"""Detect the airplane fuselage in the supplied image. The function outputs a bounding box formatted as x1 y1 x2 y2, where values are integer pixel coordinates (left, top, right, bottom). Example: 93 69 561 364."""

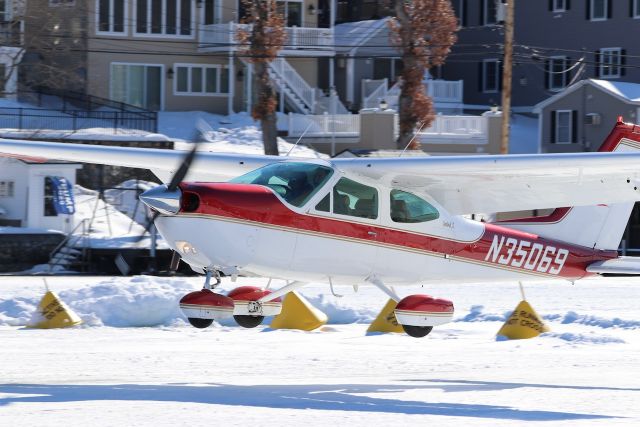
155 182 615 286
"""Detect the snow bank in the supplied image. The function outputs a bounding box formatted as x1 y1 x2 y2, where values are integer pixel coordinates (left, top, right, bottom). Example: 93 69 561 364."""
2 277 639 335
0 277 196 327
545 311 640 330
542 332 626 344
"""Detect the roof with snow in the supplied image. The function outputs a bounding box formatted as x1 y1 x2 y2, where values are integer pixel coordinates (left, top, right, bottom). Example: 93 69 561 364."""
334 18 396 55
534 79 640 112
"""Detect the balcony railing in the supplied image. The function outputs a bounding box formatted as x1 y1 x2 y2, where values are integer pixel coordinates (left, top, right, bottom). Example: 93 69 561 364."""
199 22 334 52
362 79 464 109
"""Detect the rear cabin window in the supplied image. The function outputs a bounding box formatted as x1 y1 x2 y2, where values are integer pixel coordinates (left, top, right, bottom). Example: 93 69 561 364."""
315 177 378 219
230 162 333 207
390 189 439 223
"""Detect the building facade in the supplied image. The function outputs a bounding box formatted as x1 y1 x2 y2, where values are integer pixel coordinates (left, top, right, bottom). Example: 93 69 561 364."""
447 0 640 111
21 0 335 115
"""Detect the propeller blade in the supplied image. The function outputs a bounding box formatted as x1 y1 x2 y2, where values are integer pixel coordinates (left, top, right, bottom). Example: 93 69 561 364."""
167 144 198 192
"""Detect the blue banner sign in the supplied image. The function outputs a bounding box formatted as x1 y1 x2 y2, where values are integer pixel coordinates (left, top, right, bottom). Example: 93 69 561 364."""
50 176 76 215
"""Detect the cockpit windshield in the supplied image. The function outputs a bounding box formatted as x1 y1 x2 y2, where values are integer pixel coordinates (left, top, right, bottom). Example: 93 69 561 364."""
230 162 334 207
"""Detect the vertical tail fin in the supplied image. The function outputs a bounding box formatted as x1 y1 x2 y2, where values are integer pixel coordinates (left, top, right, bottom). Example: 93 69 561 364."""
497 120 640 250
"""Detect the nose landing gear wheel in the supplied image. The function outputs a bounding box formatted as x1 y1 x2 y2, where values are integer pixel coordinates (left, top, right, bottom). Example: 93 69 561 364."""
402 324 433 338
188 318 214 329
234 315 265 328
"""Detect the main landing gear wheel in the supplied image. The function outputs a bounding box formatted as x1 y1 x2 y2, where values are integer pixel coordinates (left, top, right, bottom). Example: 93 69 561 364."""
233 315 265 328
187 317 214 329
402 324 433 338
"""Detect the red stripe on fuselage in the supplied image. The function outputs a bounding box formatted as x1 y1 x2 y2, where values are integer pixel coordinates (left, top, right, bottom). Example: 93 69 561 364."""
179 183 617 279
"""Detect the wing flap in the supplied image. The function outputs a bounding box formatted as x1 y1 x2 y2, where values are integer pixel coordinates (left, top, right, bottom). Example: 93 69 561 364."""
587 257 640 275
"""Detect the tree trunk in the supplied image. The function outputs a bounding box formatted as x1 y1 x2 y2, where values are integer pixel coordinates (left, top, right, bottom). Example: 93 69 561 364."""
394 1 419 150
261 114 279 155
254 61 279 155
396 55 425 150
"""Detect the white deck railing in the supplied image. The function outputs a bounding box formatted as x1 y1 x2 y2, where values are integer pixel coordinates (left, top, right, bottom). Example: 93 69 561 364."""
288 113 360 137
288 113 487 141
419 115 487 143
199 22 334 51
361 79 464 109
426 80 463 104
361 79 388 109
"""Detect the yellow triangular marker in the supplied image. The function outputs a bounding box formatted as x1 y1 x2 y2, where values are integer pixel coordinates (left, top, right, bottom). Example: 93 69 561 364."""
27 291 82 329
269 291 327 331
367 299 404 334
497 300 550 340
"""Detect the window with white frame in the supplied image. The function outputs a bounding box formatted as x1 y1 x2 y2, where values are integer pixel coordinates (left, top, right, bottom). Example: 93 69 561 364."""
548 56 568 91
0 180 14 197
483 0 497 25
551 0 566 12
174 64 229 95
599 48 621 78
135 0 193 36
482 59 500 92
277 1 303 27
203 0 219 25
111 63 163 110
589 0 608 21
554 110 574 144
633 0 640 18
97 0 126 34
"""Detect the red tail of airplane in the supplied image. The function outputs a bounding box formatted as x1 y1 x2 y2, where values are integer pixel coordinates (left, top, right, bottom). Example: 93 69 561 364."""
496 120 640 250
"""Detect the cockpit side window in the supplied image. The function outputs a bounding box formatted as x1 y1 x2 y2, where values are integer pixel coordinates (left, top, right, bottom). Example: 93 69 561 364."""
330 178 378 219
390 189 439 223
230 162 333 207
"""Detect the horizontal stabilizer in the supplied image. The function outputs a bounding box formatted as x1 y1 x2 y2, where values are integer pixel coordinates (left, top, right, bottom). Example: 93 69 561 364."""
586 257 640 275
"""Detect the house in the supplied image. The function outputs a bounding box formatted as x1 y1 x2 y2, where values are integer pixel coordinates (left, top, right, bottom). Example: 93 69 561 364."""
20 0 342 116
446 0 640 111
534 79 640 153
0 156 81 231
0 0 24 98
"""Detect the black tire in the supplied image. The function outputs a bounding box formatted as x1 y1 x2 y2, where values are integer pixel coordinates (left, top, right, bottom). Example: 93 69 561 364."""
188 317 213 329
234 315 265 328
402 324 433 338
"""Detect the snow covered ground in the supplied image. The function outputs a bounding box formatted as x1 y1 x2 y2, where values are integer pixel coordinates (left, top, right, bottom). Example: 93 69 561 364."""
1 275 638 426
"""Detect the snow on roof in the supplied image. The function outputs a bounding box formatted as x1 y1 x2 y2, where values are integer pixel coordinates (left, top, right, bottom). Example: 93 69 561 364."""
535 79 640 112
590 79 640 102
334 18 390 53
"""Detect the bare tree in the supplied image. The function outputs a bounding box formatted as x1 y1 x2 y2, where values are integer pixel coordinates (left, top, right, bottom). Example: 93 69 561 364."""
237 0 286 156
20 1 89 95
389 0 457 149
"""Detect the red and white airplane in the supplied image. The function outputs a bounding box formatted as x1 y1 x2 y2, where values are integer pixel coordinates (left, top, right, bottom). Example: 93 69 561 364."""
2 120 640 337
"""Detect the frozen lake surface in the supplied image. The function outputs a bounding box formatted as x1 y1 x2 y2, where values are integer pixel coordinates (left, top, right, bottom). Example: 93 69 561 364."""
1 275 639 426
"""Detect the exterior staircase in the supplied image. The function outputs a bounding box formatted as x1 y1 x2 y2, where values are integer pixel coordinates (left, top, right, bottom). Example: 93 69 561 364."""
47 219 90 272
267 57 348 114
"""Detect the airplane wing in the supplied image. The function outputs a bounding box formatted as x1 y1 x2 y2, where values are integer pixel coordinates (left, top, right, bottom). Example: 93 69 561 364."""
0 138 280 183
2 132 640 215
333 151 640 215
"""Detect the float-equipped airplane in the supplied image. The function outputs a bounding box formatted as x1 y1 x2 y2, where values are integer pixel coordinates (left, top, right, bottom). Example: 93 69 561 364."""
2 120 640 337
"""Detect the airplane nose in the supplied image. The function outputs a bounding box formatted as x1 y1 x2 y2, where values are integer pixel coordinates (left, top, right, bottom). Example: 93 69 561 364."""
139 184 182 215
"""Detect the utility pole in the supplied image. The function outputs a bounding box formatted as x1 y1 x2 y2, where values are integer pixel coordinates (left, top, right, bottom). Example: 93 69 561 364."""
500 0 515 155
